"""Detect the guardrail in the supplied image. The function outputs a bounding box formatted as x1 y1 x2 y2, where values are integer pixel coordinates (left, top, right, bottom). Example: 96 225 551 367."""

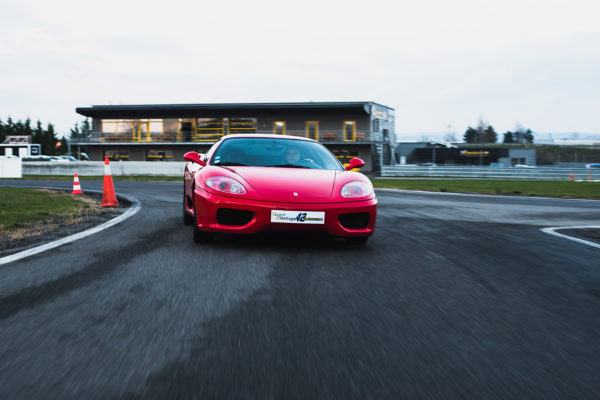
21 161 185 176
381 165 599 180
15 162 600 180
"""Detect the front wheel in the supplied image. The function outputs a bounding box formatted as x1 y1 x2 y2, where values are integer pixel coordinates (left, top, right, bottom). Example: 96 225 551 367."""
183 207 194 225
183 192 194 225
193 225 214 243
345 236 369 245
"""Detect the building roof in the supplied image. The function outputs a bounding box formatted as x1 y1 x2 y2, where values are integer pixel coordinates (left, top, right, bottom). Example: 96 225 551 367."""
76 101 393 118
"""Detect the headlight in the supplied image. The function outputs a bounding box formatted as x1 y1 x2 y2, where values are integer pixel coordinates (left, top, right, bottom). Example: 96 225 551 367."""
205 176 247 195
340 181 373 198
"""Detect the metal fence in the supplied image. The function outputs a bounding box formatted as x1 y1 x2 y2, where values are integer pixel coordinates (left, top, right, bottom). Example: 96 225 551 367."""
381 165 599 180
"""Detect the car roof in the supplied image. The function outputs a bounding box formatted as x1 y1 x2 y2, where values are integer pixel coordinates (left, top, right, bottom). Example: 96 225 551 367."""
220 134 315 142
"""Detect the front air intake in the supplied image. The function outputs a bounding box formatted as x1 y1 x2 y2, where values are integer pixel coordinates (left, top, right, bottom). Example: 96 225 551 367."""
338 213 370 229
217 208 254 226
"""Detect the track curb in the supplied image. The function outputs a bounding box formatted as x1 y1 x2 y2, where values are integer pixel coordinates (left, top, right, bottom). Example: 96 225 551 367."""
0 187 142 266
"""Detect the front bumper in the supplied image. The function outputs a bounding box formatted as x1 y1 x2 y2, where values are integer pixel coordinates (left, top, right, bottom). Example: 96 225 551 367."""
193 189 377 237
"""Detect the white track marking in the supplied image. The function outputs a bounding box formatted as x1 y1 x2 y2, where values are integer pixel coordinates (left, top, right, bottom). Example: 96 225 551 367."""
375 188 600 203
0 188 141 266
540 226 600 250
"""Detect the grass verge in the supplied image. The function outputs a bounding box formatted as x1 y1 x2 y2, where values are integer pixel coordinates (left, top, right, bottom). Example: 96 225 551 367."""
0 188 94 231
11 176 600 199
0 187 120 252
372 179 600 199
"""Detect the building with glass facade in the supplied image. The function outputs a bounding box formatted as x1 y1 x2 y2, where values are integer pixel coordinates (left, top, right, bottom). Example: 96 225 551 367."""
74 101 396 172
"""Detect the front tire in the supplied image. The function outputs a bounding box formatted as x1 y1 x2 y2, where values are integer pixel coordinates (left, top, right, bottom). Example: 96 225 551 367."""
183 191 194 225
345 236 369 245
193 225 214 243
183 207 194 225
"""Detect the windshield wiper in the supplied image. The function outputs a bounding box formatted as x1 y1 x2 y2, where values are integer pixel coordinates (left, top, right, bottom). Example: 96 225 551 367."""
266 164 312 169
214 161 247 166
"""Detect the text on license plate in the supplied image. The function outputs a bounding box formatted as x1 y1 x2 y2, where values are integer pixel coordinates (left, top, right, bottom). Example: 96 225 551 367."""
270 210 325 224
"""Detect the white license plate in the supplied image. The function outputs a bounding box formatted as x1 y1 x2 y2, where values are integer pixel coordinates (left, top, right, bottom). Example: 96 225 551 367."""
270 210 325 224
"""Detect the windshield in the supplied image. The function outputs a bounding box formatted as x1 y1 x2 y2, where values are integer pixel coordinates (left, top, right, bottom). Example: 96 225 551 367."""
210 137 344 170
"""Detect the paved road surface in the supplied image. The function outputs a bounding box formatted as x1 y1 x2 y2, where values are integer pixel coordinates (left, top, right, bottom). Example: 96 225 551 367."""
1 180 600 399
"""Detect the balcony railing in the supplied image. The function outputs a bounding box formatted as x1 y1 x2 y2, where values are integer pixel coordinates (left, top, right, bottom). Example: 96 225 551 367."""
71 130 373 144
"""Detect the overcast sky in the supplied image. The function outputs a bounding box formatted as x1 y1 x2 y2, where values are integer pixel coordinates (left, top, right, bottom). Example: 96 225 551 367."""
1 0 599 140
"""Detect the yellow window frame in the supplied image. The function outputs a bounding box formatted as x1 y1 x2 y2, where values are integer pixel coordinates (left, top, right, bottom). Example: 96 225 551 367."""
305 121 319 140
131 120 152 142
273 121 286 135
343 121 357 141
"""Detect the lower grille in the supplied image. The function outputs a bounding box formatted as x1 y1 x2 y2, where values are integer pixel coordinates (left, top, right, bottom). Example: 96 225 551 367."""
338 212 370 229
217 208 254 226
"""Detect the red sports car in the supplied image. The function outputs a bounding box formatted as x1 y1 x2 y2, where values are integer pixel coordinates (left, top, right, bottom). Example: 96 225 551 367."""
182 134 377 244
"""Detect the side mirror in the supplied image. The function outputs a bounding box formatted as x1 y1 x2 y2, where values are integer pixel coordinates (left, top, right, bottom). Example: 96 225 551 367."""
345 157 365 171
183 151 206 166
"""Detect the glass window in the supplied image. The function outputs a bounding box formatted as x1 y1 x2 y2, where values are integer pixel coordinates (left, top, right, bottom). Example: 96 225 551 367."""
195 118 225 141
333 149 360 168
104 149 129 161
305 121 319 140
372 118 380 132
273 121 286 135
229 118 257 134
146 149 173 161
102 119 132 134
210 137 343 170
102 119 162 142
343 121 356 141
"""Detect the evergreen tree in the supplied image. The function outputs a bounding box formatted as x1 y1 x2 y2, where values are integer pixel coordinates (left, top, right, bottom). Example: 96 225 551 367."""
45 123 60 155
70 118 92 140
511 124 535 144
503 131 515 143
32 120 44 146
24 117 33 135
0 118 5 143
6 117 14 135
463 127 479 143
70 122 81 139
483 125 498 143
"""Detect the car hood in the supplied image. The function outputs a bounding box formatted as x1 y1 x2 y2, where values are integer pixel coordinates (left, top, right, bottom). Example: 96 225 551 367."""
231 167 337 202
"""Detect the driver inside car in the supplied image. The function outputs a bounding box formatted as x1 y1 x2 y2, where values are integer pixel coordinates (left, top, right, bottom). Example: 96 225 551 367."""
284 146 319 168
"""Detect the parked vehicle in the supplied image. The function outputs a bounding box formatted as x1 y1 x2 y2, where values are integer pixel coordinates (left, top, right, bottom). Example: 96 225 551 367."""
58 156 78 162
21 155 52 162
514 164 537 168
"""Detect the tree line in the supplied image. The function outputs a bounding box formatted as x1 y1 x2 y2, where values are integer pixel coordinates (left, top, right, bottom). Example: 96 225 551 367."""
0 117 65 155
0 117 91 155
462 120 534 144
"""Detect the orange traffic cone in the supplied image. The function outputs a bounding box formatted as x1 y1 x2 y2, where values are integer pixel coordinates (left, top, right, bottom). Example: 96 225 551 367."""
101 156 118 208
71 172 83 195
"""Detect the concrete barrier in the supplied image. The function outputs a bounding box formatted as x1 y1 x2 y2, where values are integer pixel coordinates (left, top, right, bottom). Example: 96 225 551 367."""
22 161 185 176
0 157 23 178
381 165 599 180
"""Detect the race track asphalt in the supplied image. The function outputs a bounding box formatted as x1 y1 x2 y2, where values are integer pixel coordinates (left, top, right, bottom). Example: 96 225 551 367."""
1 180 600 399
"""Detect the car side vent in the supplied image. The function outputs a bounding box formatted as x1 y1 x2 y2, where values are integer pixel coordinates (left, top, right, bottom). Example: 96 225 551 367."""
338 213 370 229
217 208 254 226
